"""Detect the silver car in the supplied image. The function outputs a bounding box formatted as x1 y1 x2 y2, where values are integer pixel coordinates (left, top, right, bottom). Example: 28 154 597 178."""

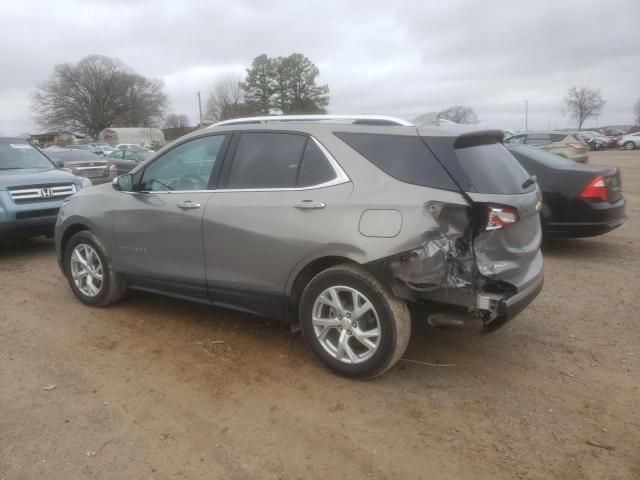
55 115 544 378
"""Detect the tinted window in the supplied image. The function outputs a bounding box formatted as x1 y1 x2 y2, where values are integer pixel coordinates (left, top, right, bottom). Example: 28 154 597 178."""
297 140 336 187
334 132 457 190
142 135 226 191
526 134 551 145
508 145 577 168
550 133 568 142
227 133 307 189
455 142 533 194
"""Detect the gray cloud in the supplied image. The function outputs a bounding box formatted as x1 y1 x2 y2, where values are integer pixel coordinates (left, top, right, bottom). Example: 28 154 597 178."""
0 0 638 135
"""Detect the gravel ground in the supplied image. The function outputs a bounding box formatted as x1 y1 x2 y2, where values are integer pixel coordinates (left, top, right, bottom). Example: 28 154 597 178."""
1 149 638 480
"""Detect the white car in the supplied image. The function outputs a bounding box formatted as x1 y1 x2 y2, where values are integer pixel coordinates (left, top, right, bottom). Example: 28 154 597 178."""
618 132 640 150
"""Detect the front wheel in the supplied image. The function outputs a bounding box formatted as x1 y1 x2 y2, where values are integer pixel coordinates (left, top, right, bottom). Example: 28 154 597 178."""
64 231 126 307
624 141 636 150
299 264 411 378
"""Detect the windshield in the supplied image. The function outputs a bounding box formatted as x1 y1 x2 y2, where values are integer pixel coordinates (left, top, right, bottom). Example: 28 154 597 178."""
0 140 54 170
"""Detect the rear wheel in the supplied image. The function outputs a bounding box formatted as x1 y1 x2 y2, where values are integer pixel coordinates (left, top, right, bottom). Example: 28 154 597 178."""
299 264 410 378
64 231 126 307
624 141 636 150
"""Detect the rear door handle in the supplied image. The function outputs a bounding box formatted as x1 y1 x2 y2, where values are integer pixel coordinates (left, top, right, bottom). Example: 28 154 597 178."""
294 200 326 210
177 200 201 209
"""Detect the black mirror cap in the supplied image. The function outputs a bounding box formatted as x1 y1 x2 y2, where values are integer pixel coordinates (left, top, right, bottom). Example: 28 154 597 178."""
113 174 134 192
54 158 65 168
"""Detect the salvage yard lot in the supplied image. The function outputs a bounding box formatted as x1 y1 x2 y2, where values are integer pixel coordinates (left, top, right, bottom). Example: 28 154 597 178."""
1 150 639 479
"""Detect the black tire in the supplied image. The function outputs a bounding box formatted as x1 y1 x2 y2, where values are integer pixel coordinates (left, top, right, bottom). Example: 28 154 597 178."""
623 141 635 150
64 231 126 307
299 263 411 378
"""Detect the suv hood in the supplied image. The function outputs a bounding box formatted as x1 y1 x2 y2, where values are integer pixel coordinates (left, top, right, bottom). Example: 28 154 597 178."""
0 168 80 190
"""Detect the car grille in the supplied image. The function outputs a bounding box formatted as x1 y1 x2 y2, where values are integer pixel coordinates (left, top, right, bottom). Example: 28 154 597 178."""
15 208 60 220
8 184 77 203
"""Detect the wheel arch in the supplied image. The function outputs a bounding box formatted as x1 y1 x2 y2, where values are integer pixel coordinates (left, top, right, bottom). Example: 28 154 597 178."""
58 223 92 273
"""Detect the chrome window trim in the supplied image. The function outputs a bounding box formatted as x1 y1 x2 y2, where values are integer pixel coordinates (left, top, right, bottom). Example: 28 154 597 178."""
134 136 351 194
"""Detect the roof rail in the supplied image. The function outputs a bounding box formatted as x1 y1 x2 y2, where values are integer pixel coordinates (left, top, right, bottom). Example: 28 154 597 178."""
209 115 414 128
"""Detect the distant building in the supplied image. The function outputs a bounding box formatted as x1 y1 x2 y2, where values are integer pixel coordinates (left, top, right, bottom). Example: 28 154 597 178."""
30 131 83 147
98 127 165 147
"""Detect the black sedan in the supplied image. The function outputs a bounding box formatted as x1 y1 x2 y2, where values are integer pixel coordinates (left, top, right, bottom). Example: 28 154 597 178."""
46 150 114 185
106 148 153 176
507 145 626 238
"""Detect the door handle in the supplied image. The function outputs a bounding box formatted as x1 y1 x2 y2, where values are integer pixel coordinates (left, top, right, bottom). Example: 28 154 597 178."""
177 200 201 209
294 200 326 210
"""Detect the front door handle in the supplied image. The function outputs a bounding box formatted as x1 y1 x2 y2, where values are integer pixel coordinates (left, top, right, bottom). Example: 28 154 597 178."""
177 200 201 209
294 200 326 210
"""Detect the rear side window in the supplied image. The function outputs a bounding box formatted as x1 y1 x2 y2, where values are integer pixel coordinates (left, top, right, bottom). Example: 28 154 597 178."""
227 133 337 189
455 142 533 194
297 140 337 187
550 134 568 142
334 132 457 190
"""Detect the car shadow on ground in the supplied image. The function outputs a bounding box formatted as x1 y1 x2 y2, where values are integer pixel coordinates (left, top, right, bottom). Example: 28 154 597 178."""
541 236 627 260
0 237 55 259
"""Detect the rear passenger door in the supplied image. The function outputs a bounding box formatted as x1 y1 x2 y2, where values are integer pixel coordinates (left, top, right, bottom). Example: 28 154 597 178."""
202 131 352 311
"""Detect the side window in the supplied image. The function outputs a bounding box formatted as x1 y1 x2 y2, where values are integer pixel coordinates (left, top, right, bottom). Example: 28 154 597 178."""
141 135 226 191
297 140 337 187
526 134 551 145
124 150 137 160
227 133 307 189
334 132 458 190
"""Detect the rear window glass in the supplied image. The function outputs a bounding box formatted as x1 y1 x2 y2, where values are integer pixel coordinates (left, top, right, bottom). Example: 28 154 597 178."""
455 142 533 194
550 133 568 142
508 145 577 169
334 132 458 191
526 134 551 145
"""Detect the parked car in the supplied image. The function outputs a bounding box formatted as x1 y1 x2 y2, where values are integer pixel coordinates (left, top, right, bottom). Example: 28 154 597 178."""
115 143 142 151
507 145 626 237
574 131 609 151
504 131 588 163
106 147 153 175
617 132 640 150
1 138 85 240
55 115 544 378
92 145 115 157
64 144 98 153
47 150 114 185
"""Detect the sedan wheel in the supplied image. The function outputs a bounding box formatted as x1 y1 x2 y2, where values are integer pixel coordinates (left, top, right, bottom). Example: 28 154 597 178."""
624 141 635 150
70 244 104 297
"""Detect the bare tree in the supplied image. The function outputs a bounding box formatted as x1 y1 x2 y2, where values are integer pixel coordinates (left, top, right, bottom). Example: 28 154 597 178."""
439 105 479 124
164 113 190 129
206 74 252 122
634 97 640 125
31 55 167 138
563 86 605 130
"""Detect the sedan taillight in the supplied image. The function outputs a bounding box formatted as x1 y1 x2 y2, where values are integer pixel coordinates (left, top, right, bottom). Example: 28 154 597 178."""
108 164 117 173
580 176 607 202
567 142 585 149
485 206 519 231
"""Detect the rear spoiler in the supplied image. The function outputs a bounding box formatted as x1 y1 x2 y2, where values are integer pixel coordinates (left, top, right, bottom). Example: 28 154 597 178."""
454 130 505 149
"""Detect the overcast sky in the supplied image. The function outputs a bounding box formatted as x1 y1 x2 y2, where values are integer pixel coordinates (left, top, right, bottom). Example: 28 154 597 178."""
0 0 638 135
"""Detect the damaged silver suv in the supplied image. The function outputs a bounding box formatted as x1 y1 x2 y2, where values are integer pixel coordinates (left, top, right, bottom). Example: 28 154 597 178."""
55 115 543 378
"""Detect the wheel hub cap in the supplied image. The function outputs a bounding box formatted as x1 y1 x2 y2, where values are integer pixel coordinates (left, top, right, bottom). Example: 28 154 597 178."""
311 286 381 364
70 244 104 297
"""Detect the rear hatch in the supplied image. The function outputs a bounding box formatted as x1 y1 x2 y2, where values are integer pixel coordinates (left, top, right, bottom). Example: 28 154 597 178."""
420 129 542 289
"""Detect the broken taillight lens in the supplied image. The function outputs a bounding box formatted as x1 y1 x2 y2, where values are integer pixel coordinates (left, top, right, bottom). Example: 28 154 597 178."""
485 206 519 231
579 175 607 202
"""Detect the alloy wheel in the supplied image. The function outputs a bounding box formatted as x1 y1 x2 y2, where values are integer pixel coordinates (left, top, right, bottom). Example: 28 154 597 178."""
311 286 381 364
70 243 104 297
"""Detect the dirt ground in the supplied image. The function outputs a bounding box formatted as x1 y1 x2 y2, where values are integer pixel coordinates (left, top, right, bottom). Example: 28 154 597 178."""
1 150 639 480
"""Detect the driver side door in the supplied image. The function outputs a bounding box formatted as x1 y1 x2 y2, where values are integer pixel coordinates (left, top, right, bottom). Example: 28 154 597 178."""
112 134 230 299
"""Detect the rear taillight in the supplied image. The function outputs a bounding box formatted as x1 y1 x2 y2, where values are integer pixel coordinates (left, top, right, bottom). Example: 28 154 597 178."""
580 176 607 202
485 206 519 231
109 164 117 173
568 142 584 149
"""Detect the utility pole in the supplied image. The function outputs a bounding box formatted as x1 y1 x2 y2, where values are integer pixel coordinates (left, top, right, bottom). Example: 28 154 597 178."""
197 91 203 127
524 100 528 133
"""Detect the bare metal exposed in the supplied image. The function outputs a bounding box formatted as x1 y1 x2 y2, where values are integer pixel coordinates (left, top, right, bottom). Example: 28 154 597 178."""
55 115 544 378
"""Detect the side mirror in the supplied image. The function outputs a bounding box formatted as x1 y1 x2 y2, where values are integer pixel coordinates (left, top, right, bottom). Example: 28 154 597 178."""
112 174 134 192
53 158 65 168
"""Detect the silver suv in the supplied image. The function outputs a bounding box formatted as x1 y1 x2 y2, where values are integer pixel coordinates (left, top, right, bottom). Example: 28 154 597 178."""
55 115 544 378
